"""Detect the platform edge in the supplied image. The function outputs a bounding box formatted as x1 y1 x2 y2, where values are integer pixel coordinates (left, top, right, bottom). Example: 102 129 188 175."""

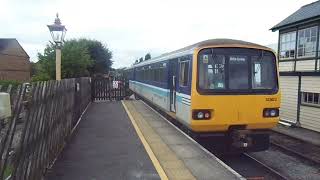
121 100 169 180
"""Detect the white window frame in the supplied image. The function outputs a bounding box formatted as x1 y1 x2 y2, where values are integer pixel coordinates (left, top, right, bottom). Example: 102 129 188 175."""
279 31 296 60
301 92 320 107
297 26 318 58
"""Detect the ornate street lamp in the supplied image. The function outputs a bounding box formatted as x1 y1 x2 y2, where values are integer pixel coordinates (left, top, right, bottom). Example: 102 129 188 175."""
47 13 67 80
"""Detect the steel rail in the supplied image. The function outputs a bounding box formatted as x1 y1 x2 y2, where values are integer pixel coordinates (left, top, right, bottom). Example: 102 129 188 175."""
243 153 289 180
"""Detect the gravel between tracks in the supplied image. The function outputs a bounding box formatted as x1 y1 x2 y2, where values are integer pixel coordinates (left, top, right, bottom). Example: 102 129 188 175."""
249 146 320 180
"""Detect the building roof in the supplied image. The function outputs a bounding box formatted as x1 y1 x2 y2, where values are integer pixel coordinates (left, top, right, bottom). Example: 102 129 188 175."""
271 0 320 31
0 38 29 58
131 38 272 68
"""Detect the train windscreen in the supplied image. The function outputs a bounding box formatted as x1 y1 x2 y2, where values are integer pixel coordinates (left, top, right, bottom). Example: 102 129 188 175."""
197 48 278 94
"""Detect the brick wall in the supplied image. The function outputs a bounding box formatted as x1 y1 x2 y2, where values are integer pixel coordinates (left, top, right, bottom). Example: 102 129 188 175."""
0 54 30 81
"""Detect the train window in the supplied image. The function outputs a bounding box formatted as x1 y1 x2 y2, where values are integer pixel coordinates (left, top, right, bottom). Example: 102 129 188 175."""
198 48 277 94
252 56 276 89
159 68 164 82
199 54 226 89
148 69 154 81
143 69 146 81
157 68 161 82
179 61 189 86
229 56 249 89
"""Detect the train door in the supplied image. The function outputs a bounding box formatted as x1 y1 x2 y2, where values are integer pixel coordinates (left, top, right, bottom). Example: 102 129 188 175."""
169 59 178 112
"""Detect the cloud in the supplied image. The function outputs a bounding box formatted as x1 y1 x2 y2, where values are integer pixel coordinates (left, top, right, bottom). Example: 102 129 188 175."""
0 0 315 68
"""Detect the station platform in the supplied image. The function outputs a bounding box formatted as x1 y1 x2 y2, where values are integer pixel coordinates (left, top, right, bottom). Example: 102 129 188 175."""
45 100 242 180
273 124 320 146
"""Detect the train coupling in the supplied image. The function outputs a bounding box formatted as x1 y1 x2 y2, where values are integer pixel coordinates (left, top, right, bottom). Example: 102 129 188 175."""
230 130 253 148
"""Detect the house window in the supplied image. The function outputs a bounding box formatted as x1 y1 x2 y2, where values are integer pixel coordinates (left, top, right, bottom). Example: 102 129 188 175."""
302 92 320 107
280 31 296 59
179 61 189 87
297 26 318 58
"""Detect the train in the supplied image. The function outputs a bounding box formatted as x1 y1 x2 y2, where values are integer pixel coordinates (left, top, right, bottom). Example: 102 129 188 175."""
125 39 280 152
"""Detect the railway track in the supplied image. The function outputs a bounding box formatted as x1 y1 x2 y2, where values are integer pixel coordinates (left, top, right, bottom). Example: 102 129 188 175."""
270 130 320 165
217 153 288 180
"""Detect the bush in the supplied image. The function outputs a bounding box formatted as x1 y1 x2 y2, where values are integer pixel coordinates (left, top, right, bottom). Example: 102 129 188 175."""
31 74 51 82
0 80 21 90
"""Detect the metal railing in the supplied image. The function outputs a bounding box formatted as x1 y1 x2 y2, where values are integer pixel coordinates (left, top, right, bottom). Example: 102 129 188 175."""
0 77 91 180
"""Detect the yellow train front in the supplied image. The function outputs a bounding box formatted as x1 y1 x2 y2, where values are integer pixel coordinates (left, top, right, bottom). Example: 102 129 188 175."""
127 39 280 152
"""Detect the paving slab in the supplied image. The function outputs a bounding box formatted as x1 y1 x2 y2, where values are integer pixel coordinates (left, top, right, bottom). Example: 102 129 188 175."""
45 101 160 180
123 100 243 180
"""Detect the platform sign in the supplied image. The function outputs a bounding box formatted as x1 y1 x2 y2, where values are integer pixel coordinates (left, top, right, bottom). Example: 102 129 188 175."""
113 81 119 89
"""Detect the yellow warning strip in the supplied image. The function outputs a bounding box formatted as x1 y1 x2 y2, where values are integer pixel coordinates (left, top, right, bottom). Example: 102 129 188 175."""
121 101 169 180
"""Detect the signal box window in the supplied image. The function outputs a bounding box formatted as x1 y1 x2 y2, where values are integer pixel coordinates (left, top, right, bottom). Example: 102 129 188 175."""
298 26 318 58
302 92 320 107
279 31 296 59
179 61 189 87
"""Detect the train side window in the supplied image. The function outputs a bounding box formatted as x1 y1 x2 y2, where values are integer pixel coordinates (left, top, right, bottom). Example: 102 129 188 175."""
154 68 158 81
179 61 189 87
159 67 164 82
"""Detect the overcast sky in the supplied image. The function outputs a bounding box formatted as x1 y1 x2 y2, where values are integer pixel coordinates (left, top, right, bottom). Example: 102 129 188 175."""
0 0 316 68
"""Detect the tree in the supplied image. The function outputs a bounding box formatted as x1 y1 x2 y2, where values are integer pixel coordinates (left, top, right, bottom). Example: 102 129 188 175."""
35 38 113 80
145 53 151 60
139 57 143 62
135 59 138 64
36 39 93 80
78 39 113 75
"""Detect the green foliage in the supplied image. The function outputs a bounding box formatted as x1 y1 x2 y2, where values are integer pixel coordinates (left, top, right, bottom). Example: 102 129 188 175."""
35 38 113 80
79 39 113 75
145 53 151 60
4 165 12 179
0 80 21 89
31 74 51 82
139 57 143 62
30 62 37 76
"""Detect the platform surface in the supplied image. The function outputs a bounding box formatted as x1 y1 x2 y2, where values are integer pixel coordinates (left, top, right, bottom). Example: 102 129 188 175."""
45 100 242 180
123 100 242 180
273 124 320 146
45 101 160 180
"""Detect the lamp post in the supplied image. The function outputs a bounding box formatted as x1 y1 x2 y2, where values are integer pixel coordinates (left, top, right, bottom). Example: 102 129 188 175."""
47 13 67 80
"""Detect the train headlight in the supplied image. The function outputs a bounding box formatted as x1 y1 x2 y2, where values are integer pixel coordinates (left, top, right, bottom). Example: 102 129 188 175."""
263 108 279 118
192 110 212 120
197 112 204 119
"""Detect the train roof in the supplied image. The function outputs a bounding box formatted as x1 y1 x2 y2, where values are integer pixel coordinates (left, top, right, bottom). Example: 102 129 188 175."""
129 39 272 68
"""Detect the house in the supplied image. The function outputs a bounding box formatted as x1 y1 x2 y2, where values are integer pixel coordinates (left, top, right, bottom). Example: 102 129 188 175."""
0 38 30 82
271 0 320 132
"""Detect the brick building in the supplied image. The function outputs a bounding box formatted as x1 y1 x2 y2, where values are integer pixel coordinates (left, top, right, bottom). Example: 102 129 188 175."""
0 39 30 81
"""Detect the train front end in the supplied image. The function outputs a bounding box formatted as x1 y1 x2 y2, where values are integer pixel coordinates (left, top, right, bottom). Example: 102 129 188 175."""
190 45 281 152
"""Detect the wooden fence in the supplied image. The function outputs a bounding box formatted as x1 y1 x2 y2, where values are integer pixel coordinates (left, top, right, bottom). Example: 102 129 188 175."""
0 77 91 180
